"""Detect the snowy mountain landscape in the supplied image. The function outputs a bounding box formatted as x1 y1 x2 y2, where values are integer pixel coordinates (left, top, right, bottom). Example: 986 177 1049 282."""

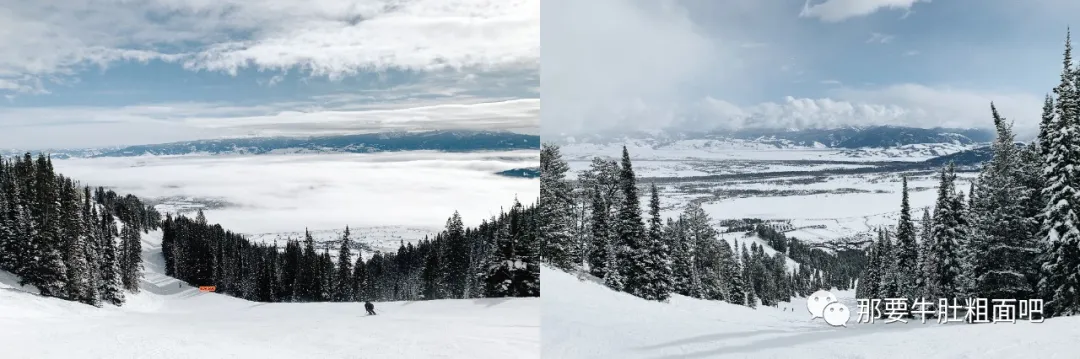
539 0 1080 353
1 230 539 359
0 0 541 357
541 119 1076 357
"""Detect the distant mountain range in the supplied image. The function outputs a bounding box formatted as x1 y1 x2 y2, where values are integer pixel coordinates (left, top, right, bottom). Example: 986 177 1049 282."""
557 126 995 149
1 130 539 159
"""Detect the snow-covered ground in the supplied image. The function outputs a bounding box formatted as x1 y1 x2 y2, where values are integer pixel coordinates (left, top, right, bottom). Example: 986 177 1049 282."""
559 140 973 163
47 150 537 234
566 159 873 179
245 226 438 261
645 169 977 244
542 266 1080 359
0 230 540 359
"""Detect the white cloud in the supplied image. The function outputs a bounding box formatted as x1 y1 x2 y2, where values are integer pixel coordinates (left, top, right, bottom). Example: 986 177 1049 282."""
540 0 731 135
685 84 1042 137
799 0 925 22
50 151 539 232
867 32 895 44
0 0 538 92
0 96 538 149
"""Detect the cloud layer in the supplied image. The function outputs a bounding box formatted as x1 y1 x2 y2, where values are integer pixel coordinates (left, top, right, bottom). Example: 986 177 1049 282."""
0 95 539 149
799 0 925 22
51 151 539 232
0 0 539 93
540 0 1053 138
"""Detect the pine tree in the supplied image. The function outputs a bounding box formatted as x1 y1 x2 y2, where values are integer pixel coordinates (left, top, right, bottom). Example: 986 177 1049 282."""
60 179 94 304
877 229 898 299
928 164 963 301
99 211 124 305
80 187 101 306
29 155 68 297
352 255 367 300
894 177 919 303
120 222 142 292
539 143 577 270
916 207 934 299
969 105 1038 303
640 183 672 301
615 146 649 298
684 204 716 299
741 242 756 307
334 226 354 302
667 217 693 296
858 230 883 300
1040 29 1080 317
587 185 610 279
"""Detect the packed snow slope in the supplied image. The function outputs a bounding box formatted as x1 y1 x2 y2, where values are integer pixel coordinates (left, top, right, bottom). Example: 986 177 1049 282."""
541 266 1080 359
0 231 540 359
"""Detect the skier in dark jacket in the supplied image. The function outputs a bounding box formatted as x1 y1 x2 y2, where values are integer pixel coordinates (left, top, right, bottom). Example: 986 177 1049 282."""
365 301 376 315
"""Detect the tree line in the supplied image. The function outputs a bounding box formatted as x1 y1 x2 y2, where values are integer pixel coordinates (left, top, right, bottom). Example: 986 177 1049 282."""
0 153 159 306
161 199 540 303
540 144 853 307
859 31 1080 318
1 151 539 307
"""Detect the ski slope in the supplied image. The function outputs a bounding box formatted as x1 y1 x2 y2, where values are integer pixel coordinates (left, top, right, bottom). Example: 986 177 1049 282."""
542 266 1080 359
0 231 540 359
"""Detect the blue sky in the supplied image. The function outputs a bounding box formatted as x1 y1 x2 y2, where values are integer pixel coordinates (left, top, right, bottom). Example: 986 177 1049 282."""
542 0 1080 139
0 0 539 149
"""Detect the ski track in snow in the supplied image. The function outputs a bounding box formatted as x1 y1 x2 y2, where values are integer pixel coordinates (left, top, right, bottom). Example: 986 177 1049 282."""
542 266 1080 359
0 230 540 359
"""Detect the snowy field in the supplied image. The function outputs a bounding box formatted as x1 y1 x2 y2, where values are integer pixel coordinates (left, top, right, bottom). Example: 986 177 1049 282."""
647 170 978 244
542 266 1079 359
245 226 437 260
48 151 539 235
566 159 873 179
559 140 973 163
0 230 540 359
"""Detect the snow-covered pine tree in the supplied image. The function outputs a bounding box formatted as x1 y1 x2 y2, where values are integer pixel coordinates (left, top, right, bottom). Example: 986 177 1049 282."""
640 183 672 301
894 177 919 304
950 182 973 299
857 231 882 300
98 210 124 305
726 240 747 306
539 143 577 271
916 207 934 299
352 255 367 300
877 229 898 299
1039 94 1055 159
1018 134 1048 297
119 222 142 292
80 186 102 306
684 204 716 299
334 226 354 302
667 217 693 296
319 246 334 301
588 185 611 279
29 155 68 298
1040 30 1080 317
969 105 1038 302
927 164 963 301
60 178 93 304
615 146 649 299
581 158 621 275
750 243 772 305
741 242 756 308
0 163 17 273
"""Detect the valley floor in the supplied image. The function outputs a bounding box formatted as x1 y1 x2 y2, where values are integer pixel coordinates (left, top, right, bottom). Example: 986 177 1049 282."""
542 266 1080 359
0 231 540 359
